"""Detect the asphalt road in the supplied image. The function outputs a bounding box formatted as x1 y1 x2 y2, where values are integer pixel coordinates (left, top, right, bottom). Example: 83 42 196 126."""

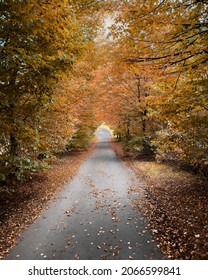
7 128 164 260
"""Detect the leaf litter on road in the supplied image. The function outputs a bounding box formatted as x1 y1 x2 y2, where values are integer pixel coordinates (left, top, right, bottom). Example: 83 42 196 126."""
112 140 208 260
0 146 96 259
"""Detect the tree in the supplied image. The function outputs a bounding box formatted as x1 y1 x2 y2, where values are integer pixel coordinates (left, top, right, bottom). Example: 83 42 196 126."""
111 0 208 170
0 0 99 182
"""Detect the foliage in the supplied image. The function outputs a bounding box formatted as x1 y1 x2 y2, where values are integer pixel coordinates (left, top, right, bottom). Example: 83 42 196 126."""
110 0 208 173
0 0 103 183
67 125 96 150
1 0 207 182
66 95 98 150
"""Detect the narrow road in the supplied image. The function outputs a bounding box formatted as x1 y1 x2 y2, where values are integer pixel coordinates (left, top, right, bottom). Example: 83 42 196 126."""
7 128 164 260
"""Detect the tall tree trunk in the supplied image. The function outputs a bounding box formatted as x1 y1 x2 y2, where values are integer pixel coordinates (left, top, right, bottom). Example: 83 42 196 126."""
10 133 18 158
142 108 147 134
8 69 19 179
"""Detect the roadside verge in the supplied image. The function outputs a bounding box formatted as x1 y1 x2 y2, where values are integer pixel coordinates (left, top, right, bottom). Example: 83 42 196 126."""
111 139 208 260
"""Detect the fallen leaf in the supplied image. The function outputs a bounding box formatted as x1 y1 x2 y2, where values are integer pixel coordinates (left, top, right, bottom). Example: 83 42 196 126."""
100 255 107 259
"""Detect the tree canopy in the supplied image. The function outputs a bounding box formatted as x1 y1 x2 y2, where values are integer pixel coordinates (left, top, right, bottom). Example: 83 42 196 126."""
109 0 208 171
0 0 207 183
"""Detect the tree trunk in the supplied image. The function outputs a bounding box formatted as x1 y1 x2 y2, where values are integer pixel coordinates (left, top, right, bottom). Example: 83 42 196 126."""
10 133 18 158
142 108 147 134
